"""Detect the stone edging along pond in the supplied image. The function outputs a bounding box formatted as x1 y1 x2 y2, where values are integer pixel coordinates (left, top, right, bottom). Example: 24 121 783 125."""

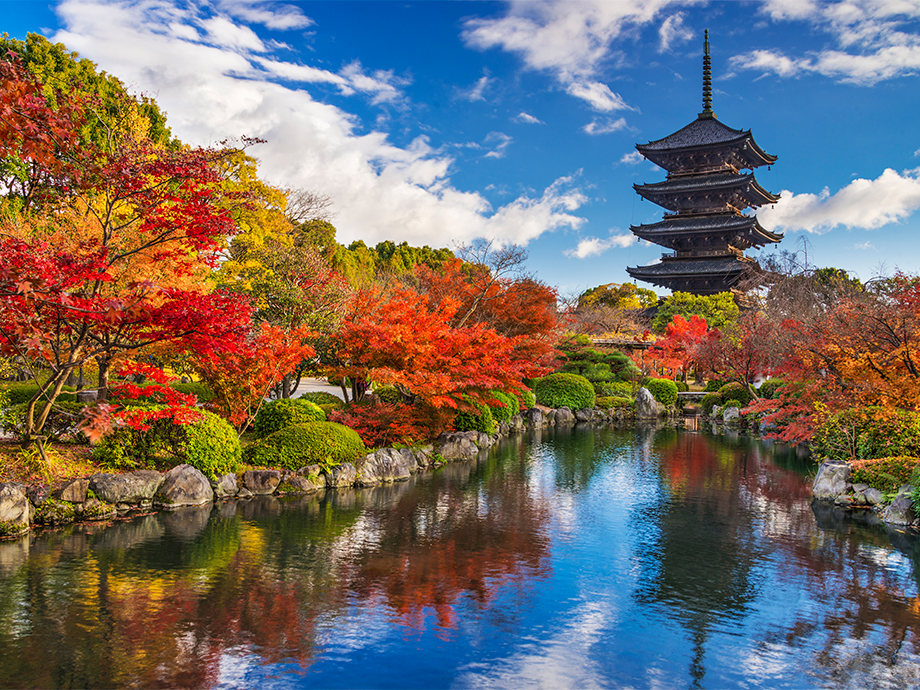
0 405 629 540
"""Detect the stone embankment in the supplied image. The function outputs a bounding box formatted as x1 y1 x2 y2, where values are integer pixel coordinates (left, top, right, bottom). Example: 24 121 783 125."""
812 461 917 527
0 403 635 539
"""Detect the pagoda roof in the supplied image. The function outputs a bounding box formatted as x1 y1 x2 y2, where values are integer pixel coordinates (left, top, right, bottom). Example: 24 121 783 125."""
634 171 780 212
636 117 776 172
626 255 755 293
630 214 782 249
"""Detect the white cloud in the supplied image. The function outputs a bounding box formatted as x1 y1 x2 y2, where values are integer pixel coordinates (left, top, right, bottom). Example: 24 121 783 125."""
483 132 513 159
515 111 544 124
582 117 628 135
217 0 314 31
564 233 635 258
658 12 693 52
733 0 920 84
53 0 587 250
619 151 645 164
201 15 267 51
458 74 492 102
461 0 684 111
854 240 875 249
759 167 920 233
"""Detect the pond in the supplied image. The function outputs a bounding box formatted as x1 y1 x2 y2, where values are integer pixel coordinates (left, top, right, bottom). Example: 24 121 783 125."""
0 426 918 689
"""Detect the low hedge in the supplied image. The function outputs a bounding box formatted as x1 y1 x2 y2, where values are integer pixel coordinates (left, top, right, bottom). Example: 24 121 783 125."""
534 373 595 410
849 456 920 493
243 421 366 471
646 378 678 406
596 396 634 410
487 391 517 422
811 407 920 463
253 398 326 438
299 391 346 410
0 401 89 441
717 382 753 407
0 383 78 406
454 400 497 435
519 389 536 410
94 407 242 479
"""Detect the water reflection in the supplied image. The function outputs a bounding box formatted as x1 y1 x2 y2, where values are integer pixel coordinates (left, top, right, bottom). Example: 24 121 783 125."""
0 430 917 689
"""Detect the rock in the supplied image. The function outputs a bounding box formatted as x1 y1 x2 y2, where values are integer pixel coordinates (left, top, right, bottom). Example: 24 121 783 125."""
27 485 50 507
326 463 357 489
356 448 415 486
241 469 282 495
544 409 556 425
212 473 239 499
508 415 525 433
523 408 543 428
722 406 741 423
759 420 778 434
90 470 164 504
154 464 214 509
0 483 32 537
34 499 77 525
80 498 117 521
436 432 479 461
76 390 97 403
635 388 658 419
237 487 253 499
554 407 576 425
812 462 851 499
55 478 89 503
882 488 916 526
711 405 722 419
476 432 493 448
281 472 325 494
293 465 327 492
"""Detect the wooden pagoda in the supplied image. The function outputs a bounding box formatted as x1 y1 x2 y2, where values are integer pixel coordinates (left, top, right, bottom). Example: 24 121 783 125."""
627 31 781 295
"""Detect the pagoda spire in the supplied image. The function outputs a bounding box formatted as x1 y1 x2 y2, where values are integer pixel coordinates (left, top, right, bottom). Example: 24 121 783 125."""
699 29 716 120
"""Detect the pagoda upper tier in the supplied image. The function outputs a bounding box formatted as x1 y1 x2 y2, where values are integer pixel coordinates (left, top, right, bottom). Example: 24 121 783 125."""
636 117 776 174
630 214 781 252
634 171 779 214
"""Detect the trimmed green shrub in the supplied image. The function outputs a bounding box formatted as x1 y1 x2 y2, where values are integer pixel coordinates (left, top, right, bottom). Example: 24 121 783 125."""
646 378 679 406
253 398 326 438
0 383 78 406
299 391 346 409
519 389 536 410
675 381 689 393
374 385 402 404
534 373 596 410
170 381 215 403
596 396 634 410
1 401 89 441
243 421 366 471
758 379 784 400
723 399 743 410
717 382 753 407
811 407 920 464
704 379 726 393
94 408 242 479
487 391 516 422
701 393 720 416
850 456 920 493
318 403 341 417
454 401 497 435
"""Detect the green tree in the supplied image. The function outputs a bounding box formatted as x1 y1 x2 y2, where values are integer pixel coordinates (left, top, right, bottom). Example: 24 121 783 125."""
652 292 739 334
578 282 658 309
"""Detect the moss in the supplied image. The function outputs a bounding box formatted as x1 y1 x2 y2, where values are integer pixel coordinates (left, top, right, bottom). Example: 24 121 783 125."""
35 498 76 525
0 520 28 537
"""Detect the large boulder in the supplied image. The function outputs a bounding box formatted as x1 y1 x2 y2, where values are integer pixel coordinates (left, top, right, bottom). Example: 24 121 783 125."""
241 469 282 495
90 471 164 504
356 448 415 486
34 499 77 525
0 483 32 537
326 463 357 488
436 432 479 461
212 473 239 499
55 478 89 503
635 387 659 420
812 462 851 499
523 408 544 428
722 406 741 424
554 407 576 425
882 487 917 526
155 464 214 509
281 466 326 494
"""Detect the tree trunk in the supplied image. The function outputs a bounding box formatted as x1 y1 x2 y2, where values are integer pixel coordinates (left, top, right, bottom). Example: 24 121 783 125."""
282 374 292 399
97 356 110 402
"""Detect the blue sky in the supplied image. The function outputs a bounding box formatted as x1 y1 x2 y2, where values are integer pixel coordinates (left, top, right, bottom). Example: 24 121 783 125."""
7 0 920 297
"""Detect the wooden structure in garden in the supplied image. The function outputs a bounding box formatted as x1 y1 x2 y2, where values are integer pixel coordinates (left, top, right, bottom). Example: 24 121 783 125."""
627 31 781 295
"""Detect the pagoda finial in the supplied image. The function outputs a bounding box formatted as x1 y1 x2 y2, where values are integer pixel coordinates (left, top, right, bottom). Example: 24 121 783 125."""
699 29 716 120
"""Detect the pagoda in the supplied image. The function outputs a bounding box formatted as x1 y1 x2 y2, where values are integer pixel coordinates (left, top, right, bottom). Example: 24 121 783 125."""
626 31 781 295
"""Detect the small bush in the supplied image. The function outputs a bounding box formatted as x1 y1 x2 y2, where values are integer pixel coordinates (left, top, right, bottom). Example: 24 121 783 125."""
253 398 326 438
331 402 448 447
701 393 720 416
534 373 595 410
646 378 679 406
596 396 634 410
94 408 242 479
454 400 497 435
374 385 403 404
850 456 920 493
811 407 920 464
299 391 345 408
704 379 726 393
487 391 516 422
519 389 536 410
0 383 78 406
723 399 743 410
758 379 784 400
1 401 89 441
717 382 753 407
675 381 689 392
243 421 365 471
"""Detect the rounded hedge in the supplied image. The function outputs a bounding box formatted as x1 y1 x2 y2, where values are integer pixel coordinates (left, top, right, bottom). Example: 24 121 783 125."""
704 379 727 393
454 401 497 435
487 391 517 422
646 378 679 406
253 398 326 438
94 408 242 479
717 382 753 407
519 389 537 410
701 392 720 416
758 378 783 400
722 399 743 410
299 391 346 410
675 381 690 393
596 396 634 410
534 373 596 410
243 421 366 471
374 385 402 404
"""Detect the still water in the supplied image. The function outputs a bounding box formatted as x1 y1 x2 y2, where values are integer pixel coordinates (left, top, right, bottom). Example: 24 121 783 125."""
1 426 919 689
